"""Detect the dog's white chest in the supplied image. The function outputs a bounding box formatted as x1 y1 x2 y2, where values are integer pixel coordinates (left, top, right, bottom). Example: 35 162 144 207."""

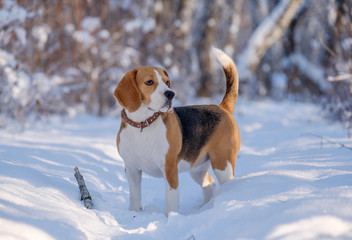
119 118 169 178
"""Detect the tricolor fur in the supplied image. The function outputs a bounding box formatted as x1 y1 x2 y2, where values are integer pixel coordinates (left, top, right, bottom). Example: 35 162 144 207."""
114 48 240 215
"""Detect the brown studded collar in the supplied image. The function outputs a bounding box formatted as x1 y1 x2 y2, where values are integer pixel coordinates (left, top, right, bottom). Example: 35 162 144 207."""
121 109 161 132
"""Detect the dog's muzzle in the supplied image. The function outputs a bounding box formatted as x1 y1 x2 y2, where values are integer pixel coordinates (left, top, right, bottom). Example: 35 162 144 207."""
164 90 175 100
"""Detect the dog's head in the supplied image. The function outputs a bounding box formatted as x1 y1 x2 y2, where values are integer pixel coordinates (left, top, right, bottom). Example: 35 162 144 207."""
114 67 174 113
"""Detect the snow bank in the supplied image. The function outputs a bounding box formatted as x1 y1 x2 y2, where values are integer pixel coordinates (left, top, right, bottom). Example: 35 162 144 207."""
0 101 351 239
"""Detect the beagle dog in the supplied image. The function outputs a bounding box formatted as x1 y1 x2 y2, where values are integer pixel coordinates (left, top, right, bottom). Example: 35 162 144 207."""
114 48 240 215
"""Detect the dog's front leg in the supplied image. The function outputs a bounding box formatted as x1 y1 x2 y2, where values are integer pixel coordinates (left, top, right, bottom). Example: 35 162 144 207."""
164 179 179 216
125 165 142 212
164 163 179 216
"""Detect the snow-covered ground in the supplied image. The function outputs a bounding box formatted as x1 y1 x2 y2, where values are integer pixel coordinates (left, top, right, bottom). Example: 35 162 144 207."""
1 100 352 240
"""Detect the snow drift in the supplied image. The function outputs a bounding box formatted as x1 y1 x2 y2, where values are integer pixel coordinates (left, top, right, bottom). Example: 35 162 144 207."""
0 100 352 239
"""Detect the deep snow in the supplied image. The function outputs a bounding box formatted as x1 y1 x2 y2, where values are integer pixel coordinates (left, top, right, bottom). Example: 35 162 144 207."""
1 100 352 239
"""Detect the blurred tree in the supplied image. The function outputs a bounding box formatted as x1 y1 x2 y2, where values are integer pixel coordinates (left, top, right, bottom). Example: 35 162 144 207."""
194 0 216 97
237 0 305 96
323 0 352 135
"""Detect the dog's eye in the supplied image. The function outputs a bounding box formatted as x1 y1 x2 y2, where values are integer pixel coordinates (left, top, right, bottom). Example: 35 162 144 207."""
165 81 170 86
145 80 154 86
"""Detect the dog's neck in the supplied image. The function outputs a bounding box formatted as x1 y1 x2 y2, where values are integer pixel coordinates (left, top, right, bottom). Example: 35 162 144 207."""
122 109 161 132
125 105 157 123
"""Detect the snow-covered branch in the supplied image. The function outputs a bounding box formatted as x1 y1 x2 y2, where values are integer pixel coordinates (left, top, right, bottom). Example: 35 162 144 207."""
237 0 305 80
328 74 352 82
287 53 331 92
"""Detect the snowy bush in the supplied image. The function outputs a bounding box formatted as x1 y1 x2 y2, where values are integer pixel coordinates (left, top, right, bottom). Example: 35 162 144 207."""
326 83 352 135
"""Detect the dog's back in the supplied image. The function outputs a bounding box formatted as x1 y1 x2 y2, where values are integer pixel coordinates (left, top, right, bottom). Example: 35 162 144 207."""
174 105 222 162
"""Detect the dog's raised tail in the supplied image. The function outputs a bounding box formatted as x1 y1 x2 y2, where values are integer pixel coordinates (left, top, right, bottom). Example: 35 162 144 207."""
212 47 239 115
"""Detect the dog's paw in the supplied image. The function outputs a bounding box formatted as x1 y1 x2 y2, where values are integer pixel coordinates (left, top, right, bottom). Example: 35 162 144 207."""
202 182 216 205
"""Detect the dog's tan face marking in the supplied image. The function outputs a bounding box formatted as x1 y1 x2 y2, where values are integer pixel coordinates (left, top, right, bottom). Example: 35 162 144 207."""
135 67 158 105
114 67 171 113
114 69 141 112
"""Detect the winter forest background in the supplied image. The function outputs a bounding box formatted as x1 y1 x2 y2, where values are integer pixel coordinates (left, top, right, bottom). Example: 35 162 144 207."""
0 0 351 133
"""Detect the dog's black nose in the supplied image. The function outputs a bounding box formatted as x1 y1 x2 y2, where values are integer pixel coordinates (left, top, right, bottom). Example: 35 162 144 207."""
164 90 175 100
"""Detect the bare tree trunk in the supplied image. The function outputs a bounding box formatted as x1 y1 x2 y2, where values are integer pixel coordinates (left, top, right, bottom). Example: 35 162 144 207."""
195 0 217 97
238 0 306 81
224 0 244 55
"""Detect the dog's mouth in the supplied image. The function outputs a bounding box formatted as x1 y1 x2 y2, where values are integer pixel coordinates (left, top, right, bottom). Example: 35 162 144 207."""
162 100 173 112
148 100 173 113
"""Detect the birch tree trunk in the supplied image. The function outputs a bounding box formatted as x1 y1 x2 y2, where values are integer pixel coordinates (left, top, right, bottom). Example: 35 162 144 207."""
238 0 306 81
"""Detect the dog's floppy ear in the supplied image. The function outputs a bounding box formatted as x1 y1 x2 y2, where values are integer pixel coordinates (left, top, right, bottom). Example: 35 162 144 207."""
114 69 141 112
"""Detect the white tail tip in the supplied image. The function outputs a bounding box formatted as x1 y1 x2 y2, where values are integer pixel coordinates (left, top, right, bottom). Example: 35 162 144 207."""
212 46 234 68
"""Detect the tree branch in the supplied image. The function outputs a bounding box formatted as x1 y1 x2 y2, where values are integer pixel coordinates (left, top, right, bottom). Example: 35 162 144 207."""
328 74 352 82
238 0 306 80
74 167 93 209
301 133 352 151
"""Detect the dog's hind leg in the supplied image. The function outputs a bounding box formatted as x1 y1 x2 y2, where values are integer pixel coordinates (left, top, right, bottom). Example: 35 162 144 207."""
213 160 234 185
210 148 237 185
189 161 215 205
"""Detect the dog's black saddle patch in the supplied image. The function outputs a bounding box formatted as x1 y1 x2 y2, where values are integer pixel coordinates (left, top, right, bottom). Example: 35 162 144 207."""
174 105 221 162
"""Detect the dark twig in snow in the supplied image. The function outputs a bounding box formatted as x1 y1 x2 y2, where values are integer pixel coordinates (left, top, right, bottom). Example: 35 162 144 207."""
301 133 352 151
186 235 196 240
74 167 93 209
